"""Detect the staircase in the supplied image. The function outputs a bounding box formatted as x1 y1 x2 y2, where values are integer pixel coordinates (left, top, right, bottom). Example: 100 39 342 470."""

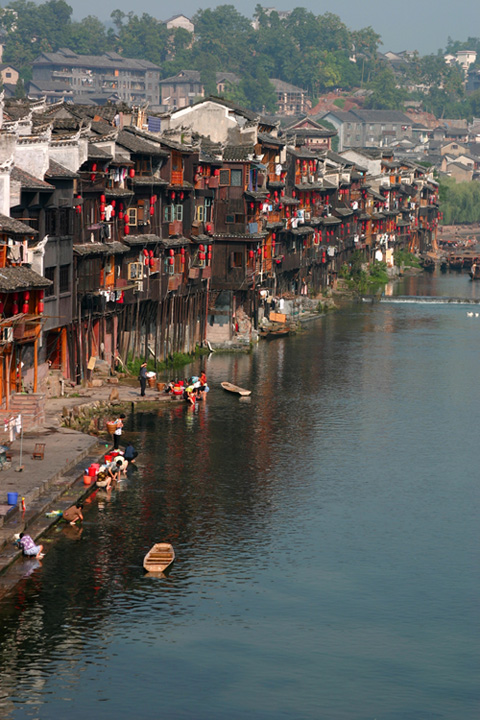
8 394 45 431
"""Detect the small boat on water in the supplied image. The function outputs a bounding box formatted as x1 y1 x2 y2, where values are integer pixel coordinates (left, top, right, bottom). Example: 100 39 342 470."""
143 543 175 573
221 381 251 396
259 325 294 339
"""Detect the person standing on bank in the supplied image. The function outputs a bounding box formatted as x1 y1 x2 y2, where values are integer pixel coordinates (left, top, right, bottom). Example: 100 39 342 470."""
139 362 147 397
113 413 126 450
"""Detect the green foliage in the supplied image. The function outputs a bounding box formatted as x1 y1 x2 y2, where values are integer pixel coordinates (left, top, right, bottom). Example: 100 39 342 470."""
340 252 388 294
364 63 406 109
438 177 480 225
394 250 421 268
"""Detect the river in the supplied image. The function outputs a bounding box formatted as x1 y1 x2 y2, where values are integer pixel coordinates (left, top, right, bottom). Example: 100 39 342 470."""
0 270 478 720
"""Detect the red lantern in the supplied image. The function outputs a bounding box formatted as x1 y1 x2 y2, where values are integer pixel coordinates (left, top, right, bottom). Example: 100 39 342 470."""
149 250 154 257
168 257 174 265
149 257 154 268
180 247 185 255
22 302 28 314
214 169 220 176
100 194 106 204
100 211 105 221
149 205 155 216
180 191 184 201
272 233 276 240
170 191 175 201
111 200 116 208
12 293 18 302
76 205 82 214
257 247 262 256
124 224 130 236
0 302 3 314
12 301 18 315
129 168 135 178
143 249 149 257
38 301 44 313
118 211 124 221
199 244 205 252
264 247 268 258
169 248 174 257
292 190 296 198
199 252 205 261
250 202 254 210
24 291 30 301
281 190 285 197
91 163 97 172
181 254 185 264
249 249 254 259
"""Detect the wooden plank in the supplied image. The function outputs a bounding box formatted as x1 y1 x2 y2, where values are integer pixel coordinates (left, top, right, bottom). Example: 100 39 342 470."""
269 311 287 323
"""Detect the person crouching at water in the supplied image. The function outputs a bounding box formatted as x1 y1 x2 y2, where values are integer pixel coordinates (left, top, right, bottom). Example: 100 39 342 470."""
63 503 84 526
18 533 44 559
124 443 138 463
108 458 125 484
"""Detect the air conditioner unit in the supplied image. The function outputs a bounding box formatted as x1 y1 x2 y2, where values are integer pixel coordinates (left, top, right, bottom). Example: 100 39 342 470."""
2 327 13 342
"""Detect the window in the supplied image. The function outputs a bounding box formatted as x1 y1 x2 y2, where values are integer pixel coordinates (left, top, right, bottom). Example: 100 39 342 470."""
44 266 56 297
127 208 137 226
196 205 204 222
59 264 70 294
230 252 242 268
231 169 242 187
226 213 245 224
219 169 230 186
164 205 183 222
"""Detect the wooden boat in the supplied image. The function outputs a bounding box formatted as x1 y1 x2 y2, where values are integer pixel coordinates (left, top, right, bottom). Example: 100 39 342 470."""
143 543 175 573
221 381 251 396
259 325 294 339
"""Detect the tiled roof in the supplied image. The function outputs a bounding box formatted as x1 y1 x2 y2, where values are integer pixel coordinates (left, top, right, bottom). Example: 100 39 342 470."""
33 48 160 72
11 166 54 190
73 243 109 256
0 214 37 236
117 129 168 156
88 144 113 160
123 234 162 246
223 145 255 162
45 159 79 179
0 266 51 291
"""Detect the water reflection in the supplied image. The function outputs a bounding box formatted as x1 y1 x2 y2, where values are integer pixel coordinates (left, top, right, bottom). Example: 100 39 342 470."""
0 273 478 719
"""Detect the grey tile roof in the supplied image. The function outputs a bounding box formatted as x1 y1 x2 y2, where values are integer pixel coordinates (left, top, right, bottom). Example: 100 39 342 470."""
0 266 52 291
117 129 169 156
88 144 113 161
73 243 109 256
123 234 162 246
0 214 37 236
45 160 79 179
11 167 54 191
33 48 160 72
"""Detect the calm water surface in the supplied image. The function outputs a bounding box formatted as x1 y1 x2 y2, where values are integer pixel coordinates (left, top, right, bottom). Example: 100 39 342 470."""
0 271 478 719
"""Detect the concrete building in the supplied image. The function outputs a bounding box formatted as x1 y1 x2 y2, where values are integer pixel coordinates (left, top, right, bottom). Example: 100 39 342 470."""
320 109 413 151
164 14 194 33
30 49 161 106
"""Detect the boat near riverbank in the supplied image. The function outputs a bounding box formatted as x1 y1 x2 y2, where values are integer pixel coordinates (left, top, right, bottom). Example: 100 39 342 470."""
221 382 251 396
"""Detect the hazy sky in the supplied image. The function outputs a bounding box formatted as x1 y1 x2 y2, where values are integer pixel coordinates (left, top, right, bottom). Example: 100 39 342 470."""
68 0 480 55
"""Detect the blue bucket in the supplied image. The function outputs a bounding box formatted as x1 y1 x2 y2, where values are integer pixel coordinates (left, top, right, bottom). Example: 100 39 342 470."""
7 492 18 505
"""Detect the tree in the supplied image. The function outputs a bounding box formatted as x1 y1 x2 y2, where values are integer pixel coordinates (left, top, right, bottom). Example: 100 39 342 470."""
364 63 406 109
